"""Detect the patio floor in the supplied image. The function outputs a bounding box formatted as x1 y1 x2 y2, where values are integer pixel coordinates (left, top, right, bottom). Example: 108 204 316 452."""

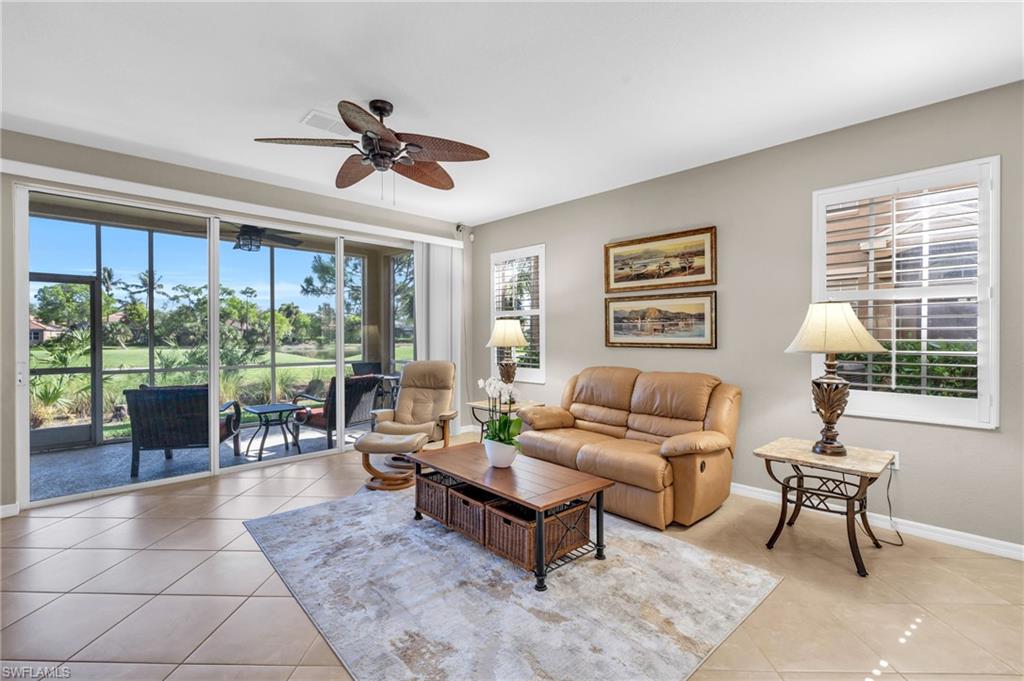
30 425 370 502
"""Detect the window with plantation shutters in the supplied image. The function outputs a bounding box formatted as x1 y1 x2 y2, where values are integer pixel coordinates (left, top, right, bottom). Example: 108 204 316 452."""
491 244 545 383
812 158 1000 429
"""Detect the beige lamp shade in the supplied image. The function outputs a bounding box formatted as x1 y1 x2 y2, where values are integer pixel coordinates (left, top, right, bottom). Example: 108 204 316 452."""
486 318 527 348
785 302 885 354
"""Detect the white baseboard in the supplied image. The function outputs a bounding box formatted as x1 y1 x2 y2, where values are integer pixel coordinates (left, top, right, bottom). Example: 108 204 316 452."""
457 425 479 436
730 482 1023 562
1 502 20 519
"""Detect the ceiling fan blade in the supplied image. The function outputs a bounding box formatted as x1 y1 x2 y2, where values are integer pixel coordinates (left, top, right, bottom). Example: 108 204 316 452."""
338 101 399 145
255 137 359 147
396 133 489 162
392 159 454 190
263 232 303 247
336 154 375 188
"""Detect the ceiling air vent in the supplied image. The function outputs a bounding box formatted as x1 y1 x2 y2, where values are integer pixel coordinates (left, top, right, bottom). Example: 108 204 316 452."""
301 109 351 136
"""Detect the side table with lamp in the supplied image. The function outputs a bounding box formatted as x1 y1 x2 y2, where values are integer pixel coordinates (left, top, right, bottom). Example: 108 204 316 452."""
757 302 899 577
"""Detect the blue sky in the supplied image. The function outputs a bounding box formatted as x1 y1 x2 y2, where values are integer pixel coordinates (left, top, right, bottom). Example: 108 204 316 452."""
30 217 334 312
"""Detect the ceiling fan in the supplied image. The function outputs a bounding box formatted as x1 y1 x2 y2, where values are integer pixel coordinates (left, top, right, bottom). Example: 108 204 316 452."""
233 224 302 252
255 99 489 191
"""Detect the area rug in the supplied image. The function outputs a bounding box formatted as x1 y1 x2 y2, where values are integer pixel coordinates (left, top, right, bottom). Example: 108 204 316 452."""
244 490 780 681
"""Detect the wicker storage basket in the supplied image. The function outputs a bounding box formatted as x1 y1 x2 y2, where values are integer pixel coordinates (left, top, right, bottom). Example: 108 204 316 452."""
415 471 462 525
485 499 590 571
448 484 501 543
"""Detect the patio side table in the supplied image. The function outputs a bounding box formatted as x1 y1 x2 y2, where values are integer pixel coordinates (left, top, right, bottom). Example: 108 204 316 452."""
243 403 303 460
754 437 896 577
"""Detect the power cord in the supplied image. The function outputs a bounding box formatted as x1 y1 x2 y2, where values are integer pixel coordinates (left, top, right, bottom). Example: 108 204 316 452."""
856 464 904 547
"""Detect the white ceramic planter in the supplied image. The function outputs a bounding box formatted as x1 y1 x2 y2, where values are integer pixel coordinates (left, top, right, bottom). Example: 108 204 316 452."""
483 439 518 468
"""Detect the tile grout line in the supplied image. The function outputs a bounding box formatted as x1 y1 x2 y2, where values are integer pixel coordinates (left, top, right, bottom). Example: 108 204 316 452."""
60 592 160 664
917 601 1024 673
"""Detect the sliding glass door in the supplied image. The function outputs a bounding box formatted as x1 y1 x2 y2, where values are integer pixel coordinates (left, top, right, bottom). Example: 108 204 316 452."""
218 222 341 466
27 193 211 500
24 189 418 503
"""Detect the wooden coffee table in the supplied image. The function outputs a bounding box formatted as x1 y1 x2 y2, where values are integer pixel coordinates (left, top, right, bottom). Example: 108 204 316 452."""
407 443 614 591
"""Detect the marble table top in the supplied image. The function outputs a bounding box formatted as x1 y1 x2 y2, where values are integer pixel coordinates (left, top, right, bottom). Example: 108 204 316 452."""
754 437 896 478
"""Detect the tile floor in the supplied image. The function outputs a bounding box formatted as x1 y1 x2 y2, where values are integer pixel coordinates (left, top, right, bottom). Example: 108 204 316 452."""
2 432 1021 681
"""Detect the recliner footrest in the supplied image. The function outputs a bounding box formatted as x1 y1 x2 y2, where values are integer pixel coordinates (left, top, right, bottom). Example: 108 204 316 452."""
355 432 429 455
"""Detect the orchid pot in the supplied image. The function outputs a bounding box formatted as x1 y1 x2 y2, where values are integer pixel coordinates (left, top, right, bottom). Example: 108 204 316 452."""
482 438 518 468
478 376 523 468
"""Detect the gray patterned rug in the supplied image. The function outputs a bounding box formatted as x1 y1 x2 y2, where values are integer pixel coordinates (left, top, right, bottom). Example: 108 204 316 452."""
244 490 780 681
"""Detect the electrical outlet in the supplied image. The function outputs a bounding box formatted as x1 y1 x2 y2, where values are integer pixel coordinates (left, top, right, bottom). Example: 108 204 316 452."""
889 451 900 471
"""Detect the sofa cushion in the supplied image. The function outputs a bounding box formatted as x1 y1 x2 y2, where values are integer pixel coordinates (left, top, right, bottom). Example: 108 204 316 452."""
630 371 721 421
572 366 640 411
576 438 673 492
517 428 614 469
625 414 703 443
566 366 639 436
569 403 629 438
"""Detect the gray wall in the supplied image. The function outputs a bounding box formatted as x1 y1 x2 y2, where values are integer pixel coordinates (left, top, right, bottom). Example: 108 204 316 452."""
1 131 455 506
469 82 1023 544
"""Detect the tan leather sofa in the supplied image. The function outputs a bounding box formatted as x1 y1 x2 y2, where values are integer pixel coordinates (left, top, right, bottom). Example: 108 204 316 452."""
517 366 741 530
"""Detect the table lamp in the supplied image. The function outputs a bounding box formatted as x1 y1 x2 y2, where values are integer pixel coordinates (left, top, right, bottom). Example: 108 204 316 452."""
785 302 884 456
487 319 527 383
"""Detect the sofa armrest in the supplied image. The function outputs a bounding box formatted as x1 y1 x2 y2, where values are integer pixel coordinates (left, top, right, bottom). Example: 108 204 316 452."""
519 405 574 431
370 409 395 424
437 410 458 422
660 430 732 458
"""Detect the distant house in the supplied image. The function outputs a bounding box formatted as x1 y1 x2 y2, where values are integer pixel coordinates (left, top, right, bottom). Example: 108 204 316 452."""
29 317 64 345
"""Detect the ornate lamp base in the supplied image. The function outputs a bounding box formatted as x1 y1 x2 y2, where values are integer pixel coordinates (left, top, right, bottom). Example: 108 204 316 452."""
810 355 850 457
497 358 517 384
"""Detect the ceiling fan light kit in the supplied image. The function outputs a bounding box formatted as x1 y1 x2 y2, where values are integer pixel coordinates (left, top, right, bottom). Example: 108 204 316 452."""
233 224 303 253
256 99 489 192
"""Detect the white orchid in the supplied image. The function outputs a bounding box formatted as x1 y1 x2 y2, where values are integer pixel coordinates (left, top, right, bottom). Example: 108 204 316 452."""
478 376 521 404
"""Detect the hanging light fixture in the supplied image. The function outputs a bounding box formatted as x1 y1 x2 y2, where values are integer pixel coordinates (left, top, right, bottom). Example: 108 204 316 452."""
233 225 263 252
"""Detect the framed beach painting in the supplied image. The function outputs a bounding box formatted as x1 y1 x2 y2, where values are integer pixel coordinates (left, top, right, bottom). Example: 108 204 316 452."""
605 291 717 349
604 225 716 292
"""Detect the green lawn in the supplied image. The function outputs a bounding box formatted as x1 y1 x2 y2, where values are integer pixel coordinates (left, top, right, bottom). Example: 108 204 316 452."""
33 341 414 441
31 344 364 370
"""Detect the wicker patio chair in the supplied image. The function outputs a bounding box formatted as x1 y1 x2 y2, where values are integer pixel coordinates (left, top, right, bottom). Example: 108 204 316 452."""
123 384 241 478
291 375 381 449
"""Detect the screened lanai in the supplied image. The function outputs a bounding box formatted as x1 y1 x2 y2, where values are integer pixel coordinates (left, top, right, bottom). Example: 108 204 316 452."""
27 192 415 500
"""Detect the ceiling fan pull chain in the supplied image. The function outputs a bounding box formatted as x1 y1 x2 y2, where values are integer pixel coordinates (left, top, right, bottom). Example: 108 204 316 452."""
392 171 396 206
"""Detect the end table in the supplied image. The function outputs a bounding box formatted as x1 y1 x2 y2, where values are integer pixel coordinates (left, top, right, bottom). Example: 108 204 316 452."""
754 437 896 577
466 399 543 441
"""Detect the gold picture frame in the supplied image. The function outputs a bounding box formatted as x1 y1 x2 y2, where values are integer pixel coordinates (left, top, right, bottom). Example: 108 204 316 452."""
604 226 717 293
605 291 717 349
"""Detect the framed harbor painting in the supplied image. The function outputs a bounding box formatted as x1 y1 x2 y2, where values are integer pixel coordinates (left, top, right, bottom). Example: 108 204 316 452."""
605 291 717 349
604 225 716 292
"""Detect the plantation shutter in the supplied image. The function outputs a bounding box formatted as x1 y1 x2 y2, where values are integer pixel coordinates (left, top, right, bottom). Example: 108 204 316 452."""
813 158 999 428
491 244 545 383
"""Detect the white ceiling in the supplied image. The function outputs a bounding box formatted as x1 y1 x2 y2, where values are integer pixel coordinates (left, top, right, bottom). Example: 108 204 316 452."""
2 3 1021 225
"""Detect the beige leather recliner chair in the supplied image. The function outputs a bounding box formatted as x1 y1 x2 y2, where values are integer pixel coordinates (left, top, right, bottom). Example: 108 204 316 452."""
355 360 459 491
370 360 459 447
517 366 741 530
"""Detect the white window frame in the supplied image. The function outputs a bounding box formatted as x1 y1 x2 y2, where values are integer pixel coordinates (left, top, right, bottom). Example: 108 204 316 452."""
490 244 546 384
811 156 1000 430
